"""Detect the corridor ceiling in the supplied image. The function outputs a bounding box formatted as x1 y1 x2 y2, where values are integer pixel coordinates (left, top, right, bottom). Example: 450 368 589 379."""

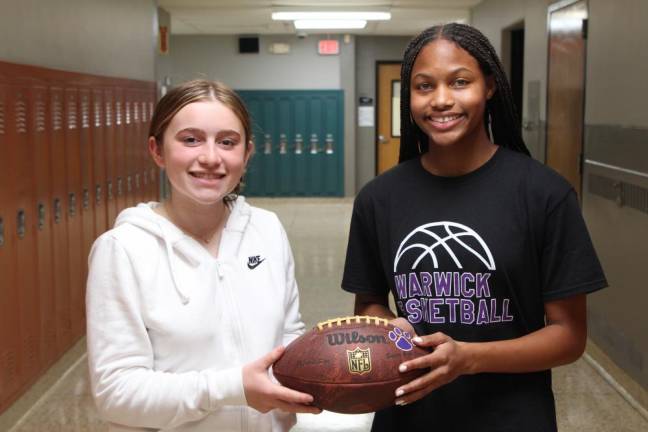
158 0 483 35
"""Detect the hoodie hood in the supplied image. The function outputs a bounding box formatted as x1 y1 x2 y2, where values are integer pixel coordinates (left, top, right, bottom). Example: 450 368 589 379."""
114 196 251 304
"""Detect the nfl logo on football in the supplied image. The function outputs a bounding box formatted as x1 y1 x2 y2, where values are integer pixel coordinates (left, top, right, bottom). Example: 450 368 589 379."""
347 347 371 375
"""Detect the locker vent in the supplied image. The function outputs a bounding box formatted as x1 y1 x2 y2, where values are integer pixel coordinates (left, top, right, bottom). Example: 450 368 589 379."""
589 173 648 214
141 101 147 122
105 101 112 126
116 101 122 125
149 102 154 121
15 96 27 133
94 100 102 127
134 100 140 122
36 98 46 132
52 95 63 131
67 95 77 130
81 95 90 128
126 101 131 124
0 100 5 134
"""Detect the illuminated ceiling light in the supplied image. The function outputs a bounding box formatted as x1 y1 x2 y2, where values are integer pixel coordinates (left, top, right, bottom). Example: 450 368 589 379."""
293 19 368 30
272 12 391 21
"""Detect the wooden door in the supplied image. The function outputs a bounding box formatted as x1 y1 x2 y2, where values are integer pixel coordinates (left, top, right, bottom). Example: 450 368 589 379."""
546 0 588 196
376 62 402 175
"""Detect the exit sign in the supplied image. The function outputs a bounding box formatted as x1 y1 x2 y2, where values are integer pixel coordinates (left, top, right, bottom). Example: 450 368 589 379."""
318 39 340 55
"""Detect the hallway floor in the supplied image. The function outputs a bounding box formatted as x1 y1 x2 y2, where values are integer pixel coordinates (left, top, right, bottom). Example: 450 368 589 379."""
3 198 647 431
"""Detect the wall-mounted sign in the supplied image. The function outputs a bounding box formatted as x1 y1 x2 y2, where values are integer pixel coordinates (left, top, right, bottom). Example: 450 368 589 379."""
318 39 339 55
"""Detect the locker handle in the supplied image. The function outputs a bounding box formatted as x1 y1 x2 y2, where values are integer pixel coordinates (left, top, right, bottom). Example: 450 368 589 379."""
279 134 287 155
325 133 334 155
69 192 77 217
310 133 319 154
83 188 90 210
17 209 26 239
96 184 102 206
294 134 303 154
143 171 148 185
264 134 272 155
117 177 123 196
0 217 4 246
127 176 132 193
107 180 113 201
135 173 141 189
54 198 62 224
38 202 46 231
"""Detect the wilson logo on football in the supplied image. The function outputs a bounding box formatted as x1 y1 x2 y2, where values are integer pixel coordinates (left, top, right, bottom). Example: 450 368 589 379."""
347 347 371 375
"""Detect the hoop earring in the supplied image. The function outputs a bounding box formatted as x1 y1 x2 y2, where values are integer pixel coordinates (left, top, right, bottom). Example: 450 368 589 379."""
487 110 494 141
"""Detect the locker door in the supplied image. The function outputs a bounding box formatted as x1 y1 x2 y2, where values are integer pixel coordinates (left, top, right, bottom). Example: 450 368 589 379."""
79 88 96 274
243 96 262 196
0 82 22 412
92 89 107 235
64 87 85 338
307 97 324 195
31 83 57 368
133 93 144 205
147 97 158 202
49 86 73 352
277 97 293 195
114 88 126 213
293 97 308 196
103 89 117 226
9 82 42 387
323 94 342 196
262 97 277 196
124 91 135 207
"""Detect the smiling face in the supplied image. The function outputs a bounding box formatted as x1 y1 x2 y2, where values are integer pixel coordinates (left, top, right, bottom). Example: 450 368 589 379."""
149 100 251 206
409 38 495 151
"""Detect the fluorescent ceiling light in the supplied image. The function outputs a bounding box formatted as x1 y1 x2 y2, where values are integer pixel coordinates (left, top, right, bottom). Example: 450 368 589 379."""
294 19 367 30
273 12 390 21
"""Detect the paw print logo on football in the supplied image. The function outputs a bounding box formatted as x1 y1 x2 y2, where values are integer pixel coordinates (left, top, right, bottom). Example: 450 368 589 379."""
388 327 413 351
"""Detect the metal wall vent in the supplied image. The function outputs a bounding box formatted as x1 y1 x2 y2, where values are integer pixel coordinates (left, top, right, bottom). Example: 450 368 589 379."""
589 173 648 214
15 95 27 134
105 101 112 127
94 100 102 128
81 94 90 128
116 101 122 125
67 94 77 130
125 101 131 124
52 95 63 131
35 98 46 132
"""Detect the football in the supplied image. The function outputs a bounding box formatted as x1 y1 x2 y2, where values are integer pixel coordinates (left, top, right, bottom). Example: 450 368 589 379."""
273 316 429 414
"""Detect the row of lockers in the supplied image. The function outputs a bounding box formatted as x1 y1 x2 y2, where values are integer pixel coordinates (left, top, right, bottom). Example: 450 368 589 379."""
238 90 345 197
0 60 157 414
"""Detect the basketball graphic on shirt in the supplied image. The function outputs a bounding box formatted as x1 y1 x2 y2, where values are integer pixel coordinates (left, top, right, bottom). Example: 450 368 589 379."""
393 221 495 272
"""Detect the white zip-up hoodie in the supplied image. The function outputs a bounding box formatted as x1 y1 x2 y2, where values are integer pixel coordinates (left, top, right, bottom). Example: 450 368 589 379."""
86 197 304 432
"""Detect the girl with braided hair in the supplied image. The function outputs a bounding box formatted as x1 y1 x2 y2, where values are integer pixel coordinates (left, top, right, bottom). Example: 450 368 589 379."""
342 23 606 431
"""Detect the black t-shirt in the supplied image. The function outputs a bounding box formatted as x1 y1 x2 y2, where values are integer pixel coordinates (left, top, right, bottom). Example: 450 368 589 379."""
342 147 607 432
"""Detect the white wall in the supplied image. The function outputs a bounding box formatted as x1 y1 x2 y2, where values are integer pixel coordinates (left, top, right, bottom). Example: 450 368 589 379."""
168 35 341 90
0 0 156 81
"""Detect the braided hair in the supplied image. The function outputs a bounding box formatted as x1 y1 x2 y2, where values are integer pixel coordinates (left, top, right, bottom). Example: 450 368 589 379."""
399 23 530 162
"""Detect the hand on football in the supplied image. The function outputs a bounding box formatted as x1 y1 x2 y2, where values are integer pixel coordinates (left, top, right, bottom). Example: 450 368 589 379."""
394 332 470 405
243 346 322 414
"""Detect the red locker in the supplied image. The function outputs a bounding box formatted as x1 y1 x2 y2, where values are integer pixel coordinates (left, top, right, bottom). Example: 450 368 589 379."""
103 89 117 227
148 96 159 201
9 81 42 390
63 87 85 338
124 89 135 208
49 86 73 353
0 81 22 413
91 89 107 236
30 83 57 368
113 88 126 214
79 88 96 276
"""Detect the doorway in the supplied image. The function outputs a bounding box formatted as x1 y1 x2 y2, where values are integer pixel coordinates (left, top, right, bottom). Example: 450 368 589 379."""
376 62 401 175
546 0 588 196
